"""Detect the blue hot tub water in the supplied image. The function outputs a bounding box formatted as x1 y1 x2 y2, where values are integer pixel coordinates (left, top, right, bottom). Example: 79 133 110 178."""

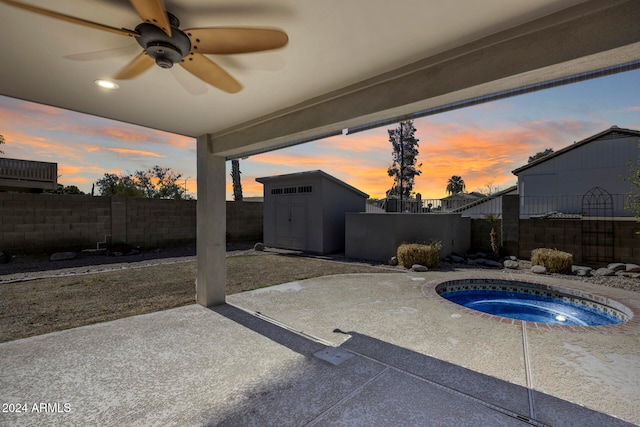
440 288 624 326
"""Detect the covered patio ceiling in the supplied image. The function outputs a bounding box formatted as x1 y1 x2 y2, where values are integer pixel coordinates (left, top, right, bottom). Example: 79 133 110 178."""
1 0 639 159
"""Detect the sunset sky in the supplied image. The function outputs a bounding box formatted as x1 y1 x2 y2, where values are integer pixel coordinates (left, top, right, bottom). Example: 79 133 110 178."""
1 68 639 200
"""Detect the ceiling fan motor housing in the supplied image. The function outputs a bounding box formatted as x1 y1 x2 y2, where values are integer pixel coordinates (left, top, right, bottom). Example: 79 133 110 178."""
134 20 191 69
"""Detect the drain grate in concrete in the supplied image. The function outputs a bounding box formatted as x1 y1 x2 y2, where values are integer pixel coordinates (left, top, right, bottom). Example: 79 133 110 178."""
313 347 355 366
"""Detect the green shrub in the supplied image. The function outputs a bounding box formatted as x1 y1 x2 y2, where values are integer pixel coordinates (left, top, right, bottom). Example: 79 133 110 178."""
531 248 573 274
397 242 441 269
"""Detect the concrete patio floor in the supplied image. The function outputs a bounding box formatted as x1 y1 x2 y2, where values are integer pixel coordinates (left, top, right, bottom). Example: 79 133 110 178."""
1 268 639 426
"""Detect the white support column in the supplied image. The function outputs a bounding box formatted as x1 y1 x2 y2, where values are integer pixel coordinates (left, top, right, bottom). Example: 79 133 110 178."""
196 134 226 306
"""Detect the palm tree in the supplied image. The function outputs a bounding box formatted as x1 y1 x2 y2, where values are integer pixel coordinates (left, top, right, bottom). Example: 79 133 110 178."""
231 159 243 201
446 175 466 195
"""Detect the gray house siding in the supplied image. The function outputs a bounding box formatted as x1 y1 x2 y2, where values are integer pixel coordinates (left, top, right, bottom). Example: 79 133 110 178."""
514 127 640 217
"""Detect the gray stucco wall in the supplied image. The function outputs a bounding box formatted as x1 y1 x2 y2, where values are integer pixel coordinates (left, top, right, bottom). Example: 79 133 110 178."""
345 213 470 262
517 134 639 216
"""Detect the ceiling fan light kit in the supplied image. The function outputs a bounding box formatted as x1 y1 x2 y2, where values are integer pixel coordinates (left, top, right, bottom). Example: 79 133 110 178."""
1 0 288 93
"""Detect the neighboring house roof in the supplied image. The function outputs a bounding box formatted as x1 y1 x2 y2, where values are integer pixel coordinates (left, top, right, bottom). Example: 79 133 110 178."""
440 192 485 202
451 185 518 213
256 170 369 198
512 126 640 175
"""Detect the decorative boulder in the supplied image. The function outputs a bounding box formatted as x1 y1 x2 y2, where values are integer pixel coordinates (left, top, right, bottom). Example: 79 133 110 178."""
503 260 519 269
481 259 503 268
254 242 265 251
50 252 77 261
411 264 428 272
594 268 616 277
607 263 626 272
626 264 640 273
531 265 547 274
572 265 592 277
450 255 465 264
389 256 398 266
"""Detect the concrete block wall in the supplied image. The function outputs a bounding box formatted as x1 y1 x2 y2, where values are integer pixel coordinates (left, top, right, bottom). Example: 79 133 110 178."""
125 198 197 248
517 218 639 264
226 201 263 242
518 219 582 261
613 221 640 262
0 193 111 253
0 194 264 254
501 195 519 256
470 219 502 254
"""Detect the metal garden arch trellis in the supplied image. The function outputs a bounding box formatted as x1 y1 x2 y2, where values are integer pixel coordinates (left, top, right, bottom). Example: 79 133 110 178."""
581 187 614 265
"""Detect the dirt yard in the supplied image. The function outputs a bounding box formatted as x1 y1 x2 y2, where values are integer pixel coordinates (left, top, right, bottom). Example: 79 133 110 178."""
0 253 393 343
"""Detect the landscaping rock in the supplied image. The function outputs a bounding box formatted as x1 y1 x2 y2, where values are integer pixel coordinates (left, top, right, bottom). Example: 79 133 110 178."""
531 265 547 274
594 268 616 277
616 272 636 278
607 263 626 272
0 251 7 264
450 255 465 263
411 264 428 272
50 252 77 261
571 265 593 276
503 260 519 269
389 256 398 266
479 259 503 268
626 263 640 273
505 255 517 261
572 265 592 277
254 242 265 251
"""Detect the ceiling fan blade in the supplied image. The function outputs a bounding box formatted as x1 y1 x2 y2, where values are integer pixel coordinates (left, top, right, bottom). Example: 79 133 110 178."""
0 0 138 37
64 45 139 61
184 28 288 54
171 68 208 96
114 52 155 80
129 0 171 37
180 54 242 93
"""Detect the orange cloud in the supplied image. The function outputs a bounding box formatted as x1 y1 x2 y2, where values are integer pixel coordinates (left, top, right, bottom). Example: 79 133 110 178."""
106 148 165 158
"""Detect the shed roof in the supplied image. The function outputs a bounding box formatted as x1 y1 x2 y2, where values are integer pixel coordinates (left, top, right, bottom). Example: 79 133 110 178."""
256 170 369 198
512 126 640 175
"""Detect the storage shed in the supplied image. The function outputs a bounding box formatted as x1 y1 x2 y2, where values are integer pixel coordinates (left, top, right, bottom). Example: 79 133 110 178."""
256 170 368 253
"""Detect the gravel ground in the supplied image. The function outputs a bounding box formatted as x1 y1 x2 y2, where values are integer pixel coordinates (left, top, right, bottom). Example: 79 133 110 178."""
444 259 640 293
1 244 638 293
0 243 260 283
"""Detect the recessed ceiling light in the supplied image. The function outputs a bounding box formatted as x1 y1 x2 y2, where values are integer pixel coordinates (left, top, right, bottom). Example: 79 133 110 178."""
95 80 119 89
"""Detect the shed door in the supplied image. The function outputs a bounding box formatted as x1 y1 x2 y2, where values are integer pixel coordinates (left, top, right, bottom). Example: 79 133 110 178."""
275 195 307 250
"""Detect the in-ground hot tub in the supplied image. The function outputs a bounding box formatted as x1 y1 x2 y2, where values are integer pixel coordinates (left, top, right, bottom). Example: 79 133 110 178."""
436 279 631 326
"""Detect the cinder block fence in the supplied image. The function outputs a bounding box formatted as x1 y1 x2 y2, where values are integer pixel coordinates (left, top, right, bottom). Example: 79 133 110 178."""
0 193 262 254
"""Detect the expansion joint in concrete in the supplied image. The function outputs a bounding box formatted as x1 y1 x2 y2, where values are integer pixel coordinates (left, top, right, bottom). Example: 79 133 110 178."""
522 321 536 420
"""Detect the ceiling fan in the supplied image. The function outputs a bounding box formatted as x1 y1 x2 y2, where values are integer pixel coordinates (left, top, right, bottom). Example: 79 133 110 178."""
1 0 289 93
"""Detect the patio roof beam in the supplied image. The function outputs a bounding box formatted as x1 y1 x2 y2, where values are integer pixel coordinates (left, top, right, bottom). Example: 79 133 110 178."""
205 0 640 159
